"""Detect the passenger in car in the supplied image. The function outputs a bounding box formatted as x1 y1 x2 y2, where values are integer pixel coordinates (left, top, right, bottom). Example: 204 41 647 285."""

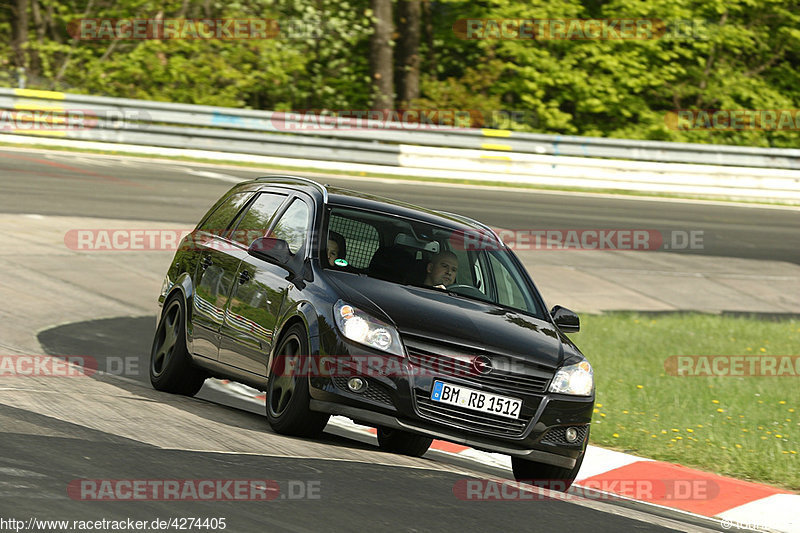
326 231 346 267
424 251 459 289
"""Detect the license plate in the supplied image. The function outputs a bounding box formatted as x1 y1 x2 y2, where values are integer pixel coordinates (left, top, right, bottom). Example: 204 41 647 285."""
431 381 522 419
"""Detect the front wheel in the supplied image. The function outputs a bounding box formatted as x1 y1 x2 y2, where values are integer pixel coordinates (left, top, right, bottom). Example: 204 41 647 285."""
376 427 433 457
150 295 206 396
511 451 586 492
265 324 330 437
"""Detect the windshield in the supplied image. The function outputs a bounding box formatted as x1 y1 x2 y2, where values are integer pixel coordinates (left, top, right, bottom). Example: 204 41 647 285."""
322 206 544 318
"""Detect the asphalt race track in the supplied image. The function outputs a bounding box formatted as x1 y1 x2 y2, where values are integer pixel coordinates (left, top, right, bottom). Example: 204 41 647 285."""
0 148 798 264
2 146 789 532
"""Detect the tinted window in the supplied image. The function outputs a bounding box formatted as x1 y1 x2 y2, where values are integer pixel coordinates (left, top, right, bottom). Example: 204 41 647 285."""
270 199 311 254
230 192 287 246
197 192 252 235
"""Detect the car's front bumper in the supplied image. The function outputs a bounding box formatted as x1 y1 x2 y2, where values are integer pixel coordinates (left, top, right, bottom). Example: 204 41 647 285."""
309 398 587 468
307 348 593 468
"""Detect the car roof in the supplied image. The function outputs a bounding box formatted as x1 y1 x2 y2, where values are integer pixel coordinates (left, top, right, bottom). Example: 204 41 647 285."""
236 175 494 233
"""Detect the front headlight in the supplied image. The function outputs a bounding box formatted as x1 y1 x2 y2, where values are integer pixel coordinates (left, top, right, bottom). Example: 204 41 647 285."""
333 300 403 355
548 361 593 396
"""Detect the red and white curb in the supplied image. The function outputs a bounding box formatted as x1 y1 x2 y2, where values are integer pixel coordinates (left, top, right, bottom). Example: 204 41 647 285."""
208 379 798 533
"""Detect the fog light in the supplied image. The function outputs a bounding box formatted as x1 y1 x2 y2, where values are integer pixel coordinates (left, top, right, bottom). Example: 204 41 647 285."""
565 427 579 443
347 377 366 392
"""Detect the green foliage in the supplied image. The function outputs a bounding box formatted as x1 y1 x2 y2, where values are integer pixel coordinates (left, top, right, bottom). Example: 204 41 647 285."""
3 0 799 146
457 0 800 146
573 312 800 489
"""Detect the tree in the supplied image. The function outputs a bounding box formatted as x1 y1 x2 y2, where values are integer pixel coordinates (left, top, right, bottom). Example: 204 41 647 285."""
1 0 798 147
11 0 29 73
396 0 421 105
369 0 394 109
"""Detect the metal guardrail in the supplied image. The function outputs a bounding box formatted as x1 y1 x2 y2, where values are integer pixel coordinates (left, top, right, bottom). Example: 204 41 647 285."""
1 87 799 202
2 87 799 169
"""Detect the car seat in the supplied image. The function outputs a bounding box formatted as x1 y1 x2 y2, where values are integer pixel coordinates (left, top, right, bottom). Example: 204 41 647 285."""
368 246 415 284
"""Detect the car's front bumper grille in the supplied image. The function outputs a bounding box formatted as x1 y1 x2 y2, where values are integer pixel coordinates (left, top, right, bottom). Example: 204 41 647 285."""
404 334 554 396
540 425 590 446
415 396 529 437
407 351 550 395
403 337 554 438
331 376 393 406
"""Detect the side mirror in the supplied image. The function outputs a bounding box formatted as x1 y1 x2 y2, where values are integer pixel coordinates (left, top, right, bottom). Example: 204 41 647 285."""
248 237 293 270
551 305 580 333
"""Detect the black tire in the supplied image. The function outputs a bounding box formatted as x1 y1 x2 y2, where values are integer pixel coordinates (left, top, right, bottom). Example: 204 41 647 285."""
511 450 586 492
150 294 206 396
265 324 330 437
376 427 433 457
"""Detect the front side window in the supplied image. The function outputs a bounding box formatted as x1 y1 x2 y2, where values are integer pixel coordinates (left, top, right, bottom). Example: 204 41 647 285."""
270 199 311 254
487 253 537 313
230 192 287 246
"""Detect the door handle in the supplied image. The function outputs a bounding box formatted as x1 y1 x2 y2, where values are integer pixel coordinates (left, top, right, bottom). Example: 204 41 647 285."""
201 256 212 270
239 269 251 285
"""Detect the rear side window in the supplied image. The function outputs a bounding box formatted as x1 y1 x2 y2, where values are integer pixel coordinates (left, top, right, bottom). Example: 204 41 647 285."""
230 192 287 246
196 192 252 235
329 213 381 269
270 199 311 254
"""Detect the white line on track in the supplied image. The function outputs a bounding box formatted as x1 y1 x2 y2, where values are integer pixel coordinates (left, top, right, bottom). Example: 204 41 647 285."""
180 168 243 182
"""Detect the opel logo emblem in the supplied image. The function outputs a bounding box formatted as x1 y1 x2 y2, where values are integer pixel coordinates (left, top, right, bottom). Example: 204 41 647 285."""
472 356 493 375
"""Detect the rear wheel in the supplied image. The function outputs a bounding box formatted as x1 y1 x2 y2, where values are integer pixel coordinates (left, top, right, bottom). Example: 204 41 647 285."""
511 450 586 492
265 324 330 437
376 427 433 457
150 294 206 396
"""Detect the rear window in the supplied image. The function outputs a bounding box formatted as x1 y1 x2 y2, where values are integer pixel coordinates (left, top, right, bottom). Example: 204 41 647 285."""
196 192 252 235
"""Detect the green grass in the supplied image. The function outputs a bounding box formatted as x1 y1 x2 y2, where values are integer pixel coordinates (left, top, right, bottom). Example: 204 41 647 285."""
572 312 800 490
2 140 798 207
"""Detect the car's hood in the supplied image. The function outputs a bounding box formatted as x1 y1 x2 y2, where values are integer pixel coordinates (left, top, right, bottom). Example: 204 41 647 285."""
325 272 566 368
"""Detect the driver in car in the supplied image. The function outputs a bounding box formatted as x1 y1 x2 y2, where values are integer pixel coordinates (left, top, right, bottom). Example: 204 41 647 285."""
424 251 459 289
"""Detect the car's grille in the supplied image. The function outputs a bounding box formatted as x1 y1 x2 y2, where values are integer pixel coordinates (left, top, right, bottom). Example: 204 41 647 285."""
404 337 552 438
406 349 551 395
416 396 528 437
540 425 590 446
331 377 393 406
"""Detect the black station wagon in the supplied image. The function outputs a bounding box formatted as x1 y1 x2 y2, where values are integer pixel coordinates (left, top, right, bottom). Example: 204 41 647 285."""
151 176 594 488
